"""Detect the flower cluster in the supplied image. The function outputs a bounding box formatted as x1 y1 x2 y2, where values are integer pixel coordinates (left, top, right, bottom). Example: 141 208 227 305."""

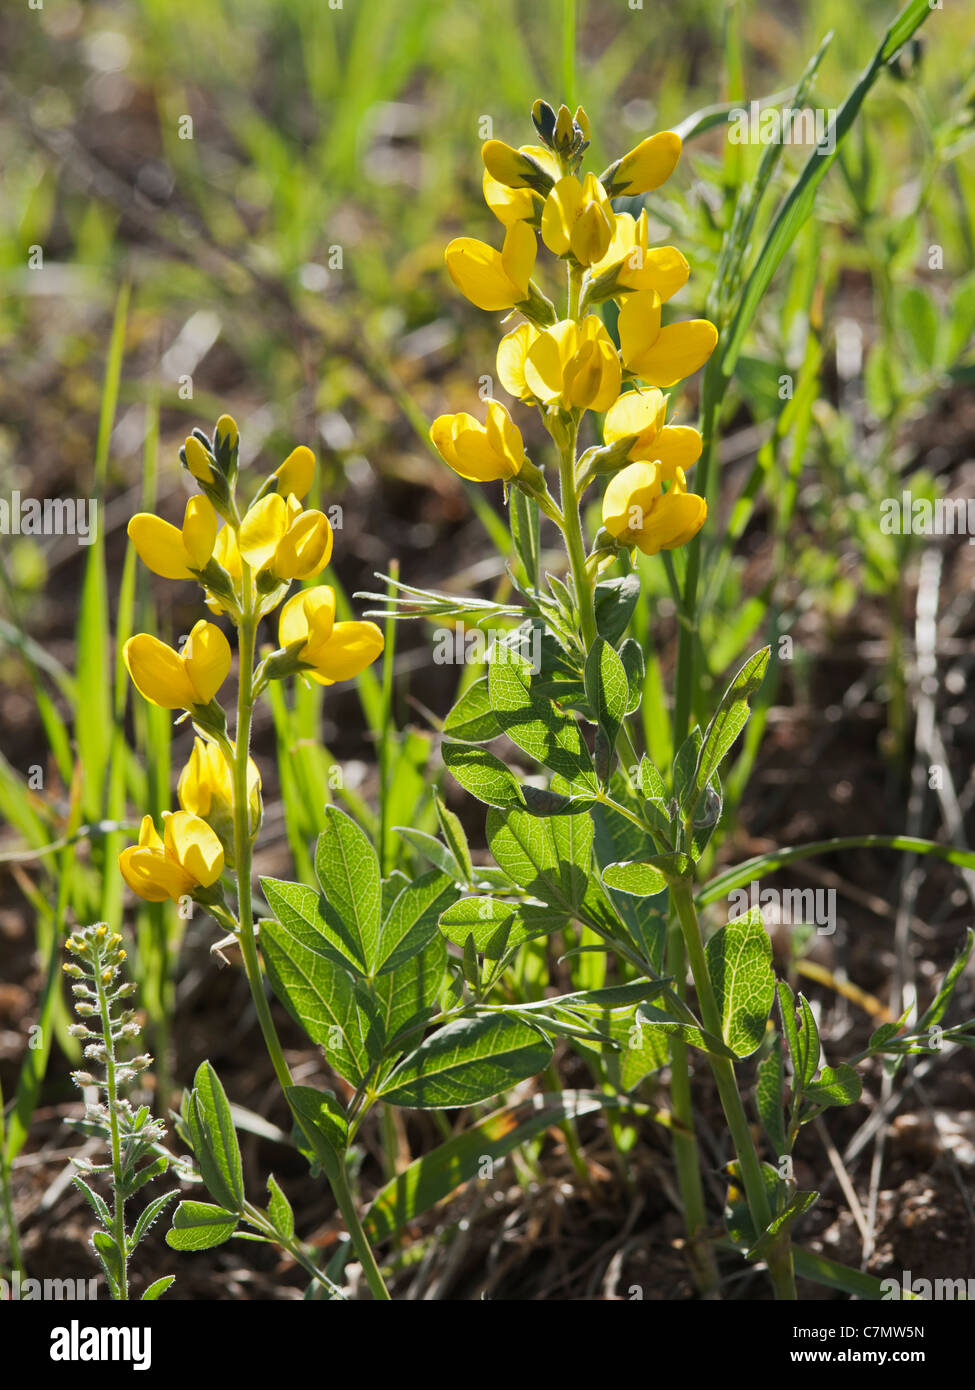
432 100 716 558
118 415 384 905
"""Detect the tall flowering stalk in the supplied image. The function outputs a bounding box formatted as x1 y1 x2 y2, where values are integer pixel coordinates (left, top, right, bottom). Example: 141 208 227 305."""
118 415 390 1298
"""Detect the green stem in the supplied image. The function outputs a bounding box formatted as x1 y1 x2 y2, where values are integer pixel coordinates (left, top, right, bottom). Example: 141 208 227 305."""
672 383 721 742
670 881 796 1300
558 424 597 653
665 918 719 1296
229 564 391 1300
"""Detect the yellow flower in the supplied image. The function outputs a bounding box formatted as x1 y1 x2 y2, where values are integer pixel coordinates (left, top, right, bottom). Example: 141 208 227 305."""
482 145 558 226
481 140 557 190
618 290 718 387
602 461 707 555
445 221 536 312
430 401 524 482
524 316 621 412
602 131 682 197
272 446 315 502
178 736 261 852
237 493 333 581
496 323 539 400
183 435 217 485
541 174 614 266
127 496 217 581
118 811 224 903
589 211 689 300
603 390 703 475
124 619 231 710
278 586 384 686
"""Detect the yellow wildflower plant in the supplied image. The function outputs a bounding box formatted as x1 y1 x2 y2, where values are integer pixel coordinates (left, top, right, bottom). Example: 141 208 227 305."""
430 401 524 482
118 811 224 904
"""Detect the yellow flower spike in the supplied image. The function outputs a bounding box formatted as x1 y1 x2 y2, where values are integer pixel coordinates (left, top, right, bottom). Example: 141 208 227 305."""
618 290 718 388
524 317 621 412
541 174 614 267
496 323 539 400
127 495 218 581
590 211 689 301
602 391 703 475
118 811 225 904
124 619 231 711
602 460 707 556
602 130 683 198
278 586 384 687
183 435 217 485
445 221 537 312
430 401 524 483
177 736 261 850
274 445 315 502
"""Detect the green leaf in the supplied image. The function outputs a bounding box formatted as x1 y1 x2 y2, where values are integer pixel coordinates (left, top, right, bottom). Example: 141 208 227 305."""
378 1014 553 1108
488 654 595 788
486 806 592 918
584 637 628 749
748 1190 820 1260
166 1201 239 1251
803 1064 861 1109
193 1061 244 1210
917 927 974 1034
618 638 644 716
602 861 668 897
635 1003 738 1059
372 932 447 1046
260 917 370 1084
91 1230 125 1294
130 1190 178 1251
442 678 502 743
435 790 474 882
438 897 565 955
756 1037 787 1158
395 827 461 880
141 1276 175 1301
896 285 938 371
182 1089 238 1215
442 741 526 809
377 869 458 975
510 488 539 585
73 1175 111 1229
314 806 382 974
685 648 770 819
286 1086 348 1182
796 993 821 1091
261 877 365 977
705 908 775 1058
363 1091 607 1243
593 574 639 644
267 1174 295 1241
776 979 801 1080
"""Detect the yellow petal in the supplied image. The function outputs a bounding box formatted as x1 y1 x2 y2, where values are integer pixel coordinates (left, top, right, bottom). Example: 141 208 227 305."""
127 514 194 580
307 621 385 685
124 633 197 709
445 238 519 312
603 389 667 450
280 585 336 650
496 324 538 399
212 524 241 580
275 446 315 501
483 170 537 226
184 436 215 484
499 220 536 298
618 291 663 370
602 461 662 539
524 320 578 404
616 131 682 195
627 319 718 387
137 814 164 851
540 176 582 257
118 845 187 902
163 811 225 887
238 493 288 569
635 490 707 555
276 510 333 579
182 620 231 704
182 495 217 570
647 426 703 478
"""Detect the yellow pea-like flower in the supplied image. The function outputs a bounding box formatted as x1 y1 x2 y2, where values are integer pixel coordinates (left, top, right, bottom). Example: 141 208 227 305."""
127 495 217 581
602 130 682 197
430 401 524 482
118 811 225 904
603 390 703 475
278 586 384 686
124 619 231 710
590 211 689 301
178 736 261 853
183 435 217 485
237 493 333 582
496 323 539 400
541 173 614 267
602 461 707 556
618 290 718 388
524 316 621 412
445 221 537 312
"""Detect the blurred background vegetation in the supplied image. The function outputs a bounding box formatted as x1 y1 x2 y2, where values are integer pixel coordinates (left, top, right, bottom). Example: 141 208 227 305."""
1 0 974 1297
